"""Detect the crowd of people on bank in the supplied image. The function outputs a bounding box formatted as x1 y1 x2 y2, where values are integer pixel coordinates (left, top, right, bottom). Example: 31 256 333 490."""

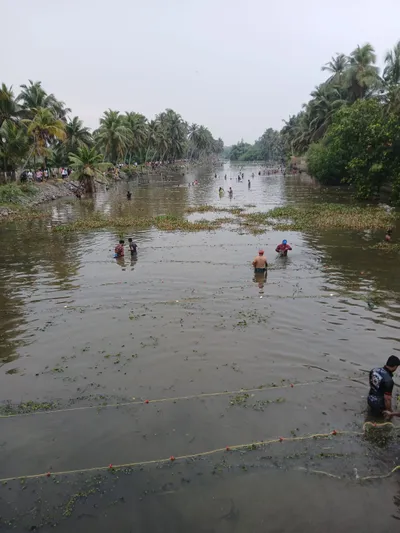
21 167 71 182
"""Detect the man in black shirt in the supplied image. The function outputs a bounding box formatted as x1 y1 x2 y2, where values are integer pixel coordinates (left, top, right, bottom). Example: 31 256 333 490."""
368 355 400 416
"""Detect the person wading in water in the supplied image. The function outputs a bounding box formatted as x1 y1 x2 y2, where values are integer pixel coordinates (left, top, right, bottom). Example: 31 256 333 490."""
368 355 400 417
252 249 268 273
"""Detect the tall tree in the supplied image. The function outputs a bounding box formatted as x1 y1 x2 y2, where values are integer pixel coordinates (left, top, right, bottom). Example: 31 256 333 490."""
322 53 349 85
383 40 400 85
65 116 92 154
0 84 21 127
124 112 148 163
346 44 379 101
69 146 109 193
94 110 131 164
0 120 29 171
18 80 70 120
156 109 187 161
25 107 66 166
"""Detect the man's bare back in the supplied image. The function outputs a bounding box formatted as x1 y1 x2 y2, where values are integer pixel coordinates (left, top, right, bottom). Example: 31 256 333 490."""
252 250 268 270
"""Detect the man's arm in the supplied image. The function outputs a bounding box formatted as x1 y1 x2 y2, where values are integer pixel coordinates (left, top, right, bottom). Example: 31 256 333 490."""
252 259 257 267
287 245 292 251
275 247 279 253
384 410 400 417
384 392 393 412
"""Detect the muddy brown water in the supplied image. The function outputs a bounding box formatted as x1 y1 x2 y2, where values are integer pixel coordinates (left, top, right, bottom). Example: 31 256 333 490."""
1 163 400 531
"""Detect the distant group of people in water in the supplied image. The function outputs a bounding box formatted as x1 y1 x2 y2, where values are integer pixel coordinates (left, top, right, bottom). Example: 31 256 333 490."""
216 166 287 195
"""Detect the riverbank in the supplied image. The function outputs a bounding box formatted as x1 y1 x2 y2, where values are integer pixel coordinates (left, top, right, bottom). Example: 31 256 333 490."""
0 180 78 218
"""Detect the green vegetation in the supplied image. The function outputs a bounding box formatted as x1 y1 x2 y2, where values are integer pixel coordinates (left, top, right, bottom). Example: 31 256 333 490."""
264 204 396 230
307 100 400 201
0 182 37 204
69 146 109 194
230 393 250 406
53 213 224 233
184 205 243 215
51 202 396 234
64 489 97 517
280 41 400 202
0 400 57 416
370 242 400 253
228 129 284 162
0 80 223 192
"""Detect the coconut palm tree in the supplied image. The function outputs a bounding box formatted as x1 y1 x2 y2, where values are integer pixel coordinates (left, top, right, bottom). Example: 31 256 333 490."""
143 120 160 162
25 107 66 167
0 84 22 127
307 84 346 140
0 120 29 171
18 80 70 120
69 146 109 193
48 144 68 170
322 53 349 85
65 116 92 154
195 126 213 154
156 109 187 161
124 112 148 163
346 44 380 101
214 138 224 155
383 41 400 85
94 110 131 164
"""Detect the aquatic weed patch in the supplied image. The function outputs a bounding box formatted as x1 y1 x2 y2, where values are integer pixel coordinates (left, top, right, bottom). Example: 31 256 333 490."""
265 204 397 230
0 400 57 416
235 212 271 234
369 242 400 252
53 213 223 233
185 205 244 215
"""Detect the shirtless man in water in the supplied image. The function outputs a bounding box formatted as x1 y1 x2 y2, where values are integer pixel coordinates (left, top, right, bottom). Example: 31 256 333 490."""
252 249 268 272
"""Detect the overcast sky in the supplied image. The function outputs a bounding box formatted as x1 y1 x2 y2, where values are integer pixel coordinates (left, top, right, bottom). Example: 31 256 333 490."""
2 0 400 144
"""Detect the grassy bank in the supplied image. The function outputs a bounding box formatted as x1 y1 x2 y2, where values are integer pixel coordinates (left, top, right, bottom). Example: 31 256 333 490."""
0 183 38 205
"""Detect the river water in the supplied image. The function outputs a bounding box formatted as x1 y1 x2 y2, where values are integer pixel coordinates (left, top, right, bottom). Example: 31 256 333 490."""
0 163 400 531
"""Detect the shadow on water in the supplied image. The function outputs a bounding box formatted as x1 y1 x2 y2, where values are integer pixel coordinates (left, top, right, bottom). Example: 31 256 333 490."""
1 163 400 530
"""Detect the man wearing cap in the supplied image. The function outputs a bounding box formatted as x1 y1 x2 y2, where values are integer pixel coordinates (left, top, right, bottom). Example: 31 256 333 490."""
368 355 400 416
276 239 292 257
252 250 268 273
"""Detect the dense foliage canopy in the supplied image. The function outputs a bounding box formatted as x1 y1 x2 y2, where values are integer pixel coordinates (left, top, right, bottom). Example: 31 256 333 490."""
227 129 284 162
0 80 223 177
281 40 400 202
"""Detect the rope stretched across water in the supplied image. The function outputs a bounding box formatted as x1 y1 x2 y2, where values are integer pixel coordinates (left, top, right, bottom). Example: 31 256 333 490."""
0 379 333 419
0 422 398 484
